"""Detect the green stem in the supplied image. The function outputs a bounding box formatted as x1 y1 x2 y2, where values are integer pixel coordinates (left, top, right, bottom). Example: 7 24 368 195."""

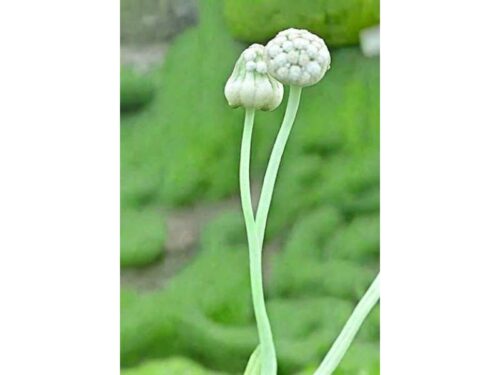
240 85 303 374
240 108 277 375
314 273 380 375
255 85 302 248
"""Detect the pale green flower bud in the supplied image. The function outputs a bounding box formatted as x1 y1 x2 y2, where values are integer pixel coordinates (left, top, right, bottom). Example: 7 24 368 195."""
224 44 284 111
265 28 331 87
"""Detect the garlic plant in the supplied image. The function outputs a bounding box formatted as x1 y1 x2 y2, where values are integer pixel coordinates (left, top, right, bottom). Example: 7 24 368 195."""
225 28 379 375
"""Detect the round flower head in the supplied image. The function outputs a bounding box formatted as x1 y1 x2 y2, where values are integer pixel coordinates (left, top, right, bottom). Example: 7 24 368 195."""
265 28 331 87
225 44 284 111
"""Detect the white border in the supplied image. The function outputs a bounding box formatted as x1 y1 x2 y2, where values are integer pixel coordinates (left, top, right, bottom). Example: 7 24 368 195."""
0 1 120 373
381 0 500 373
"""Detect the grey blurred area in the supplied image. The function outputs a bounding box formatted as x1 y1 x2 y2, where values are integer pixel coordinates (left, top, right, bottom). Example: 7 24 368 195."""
121 0 198 72
121 0 198 44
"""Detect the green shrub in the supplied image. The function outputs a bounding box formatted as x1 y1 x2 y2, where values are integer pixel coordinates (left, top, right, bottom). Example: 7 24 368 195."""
121 241 255 370
325 213 380 262
121 207 166 268
121 161 163 208
199 210 246 250
265 148 379 239
270 207 378 301
223 0 380 47
121 68 155 112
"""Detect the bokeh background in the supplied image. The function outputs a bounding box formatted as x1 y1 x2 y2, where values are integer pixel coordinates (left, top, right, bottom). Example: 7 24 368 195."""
121 0 380 374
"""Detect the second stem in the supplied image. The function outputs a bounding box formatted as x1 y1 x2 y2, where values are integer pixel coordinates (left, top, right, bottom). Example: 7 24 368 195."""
256 85 302 246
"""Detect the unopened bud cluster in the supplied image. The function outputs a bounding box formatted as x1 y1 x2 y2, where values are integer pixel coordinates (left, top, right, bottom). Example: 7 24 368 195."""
224 44 284 111
265 28 330 87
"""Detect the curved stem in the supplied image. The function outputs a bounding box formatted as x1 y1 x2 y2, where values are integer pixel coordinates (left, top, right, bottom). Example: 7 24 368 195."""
314 273 380 375
240 108 277 375
255 85 302 248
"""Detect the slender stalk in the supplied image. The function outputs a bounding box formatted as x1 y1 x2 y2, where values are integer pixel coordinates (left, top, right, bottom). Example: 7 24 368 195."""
255 85 302 247
314 273 380 375
240 108 277 375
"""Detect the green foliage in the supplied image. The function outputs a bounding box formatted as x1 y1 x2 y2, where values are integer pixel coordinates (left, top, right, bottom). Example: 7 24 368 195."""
121 240 256 370
121 357 226 375
121 208 379 374
223 0 380 47
270 207 379 301
121 0 245 208
325 213 380 262
121 68 155 112
296 343 380 375
121 207 166 268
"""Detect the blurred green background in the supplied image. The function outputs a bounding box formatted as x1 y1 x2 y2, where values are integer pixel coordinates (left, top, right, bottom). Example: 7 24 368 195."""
121 0 379 374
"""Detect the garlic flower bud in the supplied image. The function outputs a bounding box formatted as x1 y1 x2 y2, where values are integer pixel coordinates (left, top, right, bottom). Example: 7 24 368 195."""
224 44 284 111
265 28 331 87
